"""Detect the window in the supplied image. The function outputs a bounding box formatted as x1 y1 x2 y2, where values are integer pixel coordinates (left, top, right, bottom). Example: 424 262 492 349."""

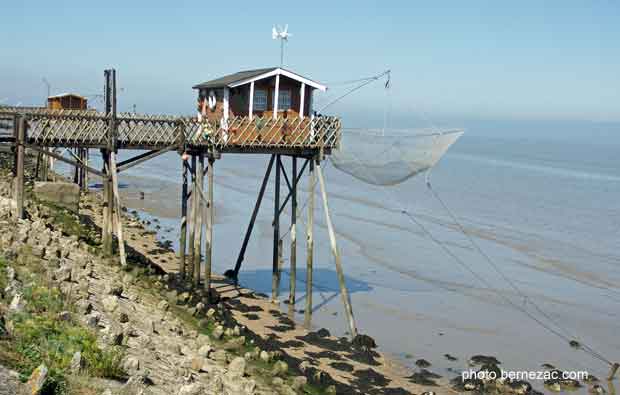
253 89 267 111
278 90 291 110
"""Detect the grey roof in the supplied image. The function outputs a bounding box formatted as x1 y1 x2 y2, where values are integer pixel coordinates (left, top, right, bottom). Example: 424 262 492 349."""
192 68 277 90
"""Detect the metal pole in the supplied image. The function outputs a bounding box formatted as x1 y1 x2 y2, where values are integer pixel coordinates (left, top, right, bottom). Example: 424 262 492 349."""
110 152 127 266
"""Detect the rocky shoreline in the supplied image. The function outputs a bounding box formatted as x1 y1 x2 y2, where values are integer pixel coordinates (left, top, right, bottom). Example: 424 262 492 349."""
0 151 610 395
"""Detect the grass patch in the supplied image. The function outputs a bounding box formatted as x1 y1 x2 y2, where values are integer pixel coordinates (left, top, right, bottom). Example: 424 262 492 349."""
35 200 101 251
0 254 125 395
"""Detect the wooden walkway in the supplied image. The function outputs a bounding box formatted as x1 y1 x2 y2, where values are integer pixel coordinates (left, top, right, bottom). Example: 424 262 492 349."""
0 107 341 155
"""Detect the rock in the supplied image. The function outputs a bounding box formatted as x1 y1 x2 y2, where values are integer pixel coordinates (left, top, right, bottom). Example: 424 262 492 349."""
102 295 119 312
118 312 129 323
58 311 72 321
177 292 190 304
415 359 432 368
180 345 192 356
291 375 308 390
177 382 204 395
0 364 22 395
259 350 271 363
212 325 224 339
123 356 140 374
27 364 48 395
105 283 123 296
272 377 285 386
317 328 330 337
233 325 241 336
197 344 212 358
190 356 208 372
76 300 93 315
157 300 169 311
228 356 246 378
211 349 228 363
590 384 606 394
224 327 234 337
272 360 288 376
34 182 80 213
86 313 101 328
8 293 24 312
70 351 84 374
223 336 246 351
206 308 216 318
101 389 113 395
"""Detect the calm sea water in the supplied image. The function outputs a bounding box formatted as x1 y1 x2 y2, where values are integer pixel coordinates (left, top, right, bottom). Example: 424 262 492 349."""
62 130 620 386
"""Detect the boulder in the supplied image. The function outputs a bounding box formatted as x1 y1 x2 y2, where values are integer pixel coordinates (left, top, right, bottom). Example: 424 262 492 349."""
227 357 246 378
70 351 84 374
27 364 48 395
34 182 80 213
102 295 119 312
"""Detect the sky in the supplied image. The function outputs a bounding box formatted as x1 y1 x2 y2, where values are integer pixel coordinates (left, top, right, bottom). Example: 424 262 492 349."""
1 1 619 135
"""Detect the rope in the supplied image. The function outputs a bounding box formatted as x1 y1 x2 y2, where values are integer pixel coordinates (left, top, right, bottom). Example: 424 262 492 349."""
317 70 390 113
424 175 614 366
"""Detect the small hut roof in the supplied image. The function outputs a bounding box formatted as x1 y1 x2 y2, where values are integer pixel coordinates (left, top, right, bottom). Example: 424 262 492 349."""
193 67 326 91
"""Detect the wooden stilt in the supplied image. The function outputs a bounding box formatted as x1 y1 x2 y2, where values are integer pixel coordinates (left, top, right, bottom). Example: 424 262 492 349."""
204 157 214 294
609 362 620 381
272 154 281 302
34 151 42 181
193 153 204 288
179 158 189 279
233 155 275 279
315 160 358 337
187 155 197 283
109 152 127 266
73 149 80 184
289 156 298 305
83 149 89 191
13 116 25 220
101 151 110 248
304 157 316 328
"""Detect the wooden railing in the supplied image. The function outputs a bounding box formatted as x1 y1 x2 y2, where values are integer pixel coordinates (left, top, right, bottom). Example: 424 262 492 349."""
0 107 341 151
189 115 341 150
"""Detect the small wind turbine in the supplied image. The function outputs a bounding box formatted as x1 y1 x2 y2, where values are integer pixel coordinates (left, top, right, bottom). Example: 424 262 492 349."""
272 24 292 66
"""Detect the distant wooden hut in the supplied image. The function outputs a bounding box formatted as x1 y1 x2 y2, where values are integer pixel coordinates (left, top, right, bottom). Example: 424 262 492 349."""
47 93 88 110
192 67 326 122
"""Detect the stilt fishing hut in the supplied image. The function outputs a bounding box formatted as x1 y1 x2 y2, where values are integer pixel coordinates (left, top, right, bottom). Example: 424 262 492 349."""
0 67 357 337
47 93 88 110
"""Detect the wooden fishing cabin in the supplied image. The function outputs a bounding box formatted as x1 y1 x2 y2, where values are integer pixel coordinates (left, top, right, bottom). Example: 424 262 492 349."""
47 93 88 110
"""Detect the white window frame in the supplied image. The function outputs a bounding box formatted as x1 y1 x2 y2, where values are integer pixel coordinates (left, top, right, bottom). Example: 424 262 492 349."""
253 89 267 111
278 89 291 111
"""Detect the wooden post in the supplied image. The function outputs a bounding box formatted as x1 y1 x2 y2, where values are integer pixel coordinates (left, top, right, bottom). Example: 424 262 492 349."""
233 155 275 279
101 151 110 249
187 154 197 283
315 160 358 337
289 156 297 305
272 154 281 301
609 362 620 381
304 157 315 328
102 152 114 256
83 149 89 191
179 157 189 279
193 153 204 288
13 116 25 220
205 157 214 294
109 152 127 266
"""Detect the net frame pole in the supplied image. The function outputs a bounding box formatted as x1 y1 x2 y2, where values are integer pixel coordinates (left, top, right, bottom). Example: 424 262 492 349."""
272 154 281 302
289 156 298 305
315 159 358 337
304 156 316 328
179 158 188 279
